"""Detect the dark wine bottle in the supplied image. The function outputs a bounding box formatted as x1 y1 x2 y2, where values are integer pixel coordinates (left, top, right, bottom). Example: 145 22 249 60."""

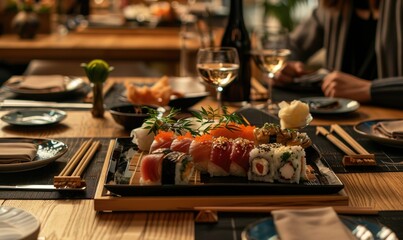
221 0 251 104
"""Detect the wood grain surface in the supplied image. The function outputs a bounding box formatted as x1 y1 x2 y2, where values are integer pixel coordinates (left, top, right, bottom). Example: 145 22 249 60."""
1 77 403 239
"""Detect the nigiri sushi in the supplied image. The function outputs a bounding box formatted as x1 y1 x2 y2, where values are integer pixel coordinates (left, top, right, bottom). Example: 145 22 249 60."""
229 138 254 177
188 134 213 172
149 131 175 153
170 132 194 153
208 137 232 177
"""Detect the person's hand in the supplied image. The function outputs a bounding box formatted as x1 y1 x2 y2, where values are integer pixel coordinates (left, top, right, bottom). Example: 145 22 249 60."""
321 71 371 103
274 61 306 86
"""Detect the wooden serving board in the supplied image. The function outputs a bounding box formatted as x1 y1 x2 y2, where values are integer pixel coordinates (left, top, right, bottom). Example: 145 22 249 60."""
94 140 349 212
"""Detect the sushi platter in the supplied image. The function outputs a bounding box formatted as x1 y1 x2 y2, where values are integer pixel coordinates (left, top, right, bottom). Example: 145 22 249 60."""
94 138 348 212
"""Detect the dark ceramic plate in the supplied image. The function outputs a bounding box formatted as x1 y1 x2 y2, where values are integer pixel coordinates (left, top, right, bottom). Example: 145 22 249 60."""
122 77 209 109
1 108 67 126
354 119 403 148
108 104 163 130
0 138 68 172
103 138 344 196
300 97 360 115
242 216 397 240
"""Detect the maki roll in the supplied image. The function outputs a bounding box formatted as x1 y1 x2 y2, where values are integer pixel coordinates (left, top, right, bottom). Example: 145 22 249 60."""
161 151 194 185
274 145 307 184
140 149 169 185
229 138 254 177
140 149 194 185
248 143 282 183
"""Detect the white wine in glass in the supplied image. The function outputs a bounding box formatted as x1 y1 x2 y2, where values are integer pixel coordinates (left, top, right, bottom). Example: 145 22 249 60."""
196 47 239 113
251 26 290 112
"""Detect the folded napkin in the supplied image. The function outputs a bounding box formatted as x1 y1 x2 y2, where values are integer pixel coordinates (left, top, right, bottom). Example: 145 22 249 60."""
374 120 403 139
0 143 38 164
272 207 355 240
17 75 66 91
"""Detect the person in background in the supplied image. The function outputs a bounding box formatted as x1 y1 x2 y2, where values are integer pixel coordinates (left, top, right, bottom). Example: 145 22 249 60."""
276 0 403 109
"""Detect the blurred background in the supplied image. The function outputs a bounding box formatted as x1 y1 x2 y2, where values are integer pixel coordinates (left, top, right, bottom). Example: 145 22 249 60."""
0 0 319 85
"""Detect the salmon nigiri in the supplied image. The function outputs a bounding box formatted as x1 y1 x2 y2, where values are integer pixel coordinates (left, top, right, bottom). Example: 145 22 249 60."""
149 131 175 153
188 134 213 173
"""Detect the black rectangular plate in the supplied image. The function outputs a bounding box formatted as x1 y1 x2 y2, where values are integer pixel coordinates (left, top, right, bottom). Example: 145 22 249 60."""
103 138 344 197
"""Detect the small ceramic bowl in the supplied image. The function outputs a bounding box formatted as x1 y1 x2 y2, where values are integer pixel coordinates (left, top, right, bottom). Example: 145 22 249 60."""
109 104 161 130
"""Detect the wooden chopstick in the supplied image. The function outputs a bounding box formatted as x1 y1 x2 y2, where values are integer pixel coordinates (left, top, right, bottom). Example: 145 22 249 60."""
194 206 378 215
58 139 93 176
72 140 101 176
316 126 356 155
54 139 101 188
330 124 370 154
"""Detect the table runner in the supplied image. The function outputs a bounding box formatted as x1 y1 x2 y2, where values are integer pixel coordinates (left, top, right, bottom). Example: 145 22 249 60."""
0 137 111 200
237 107 403 173
195 211 403 240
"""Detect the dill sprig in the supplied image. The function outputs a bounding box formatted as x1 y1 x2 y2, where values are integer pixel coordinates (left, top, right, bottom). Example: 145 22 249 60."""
143 106 248 136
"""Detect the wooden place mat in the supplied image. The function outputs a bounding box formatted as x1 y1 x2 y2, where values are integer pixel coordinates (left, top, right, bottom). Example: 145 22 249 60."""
306 126 403 173
236 107 403 173
0 138 111 200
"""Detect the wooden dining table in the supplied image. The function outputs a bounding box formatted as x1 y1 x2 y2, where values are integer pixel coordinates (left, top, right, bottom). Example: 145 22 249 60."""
0 77 403 239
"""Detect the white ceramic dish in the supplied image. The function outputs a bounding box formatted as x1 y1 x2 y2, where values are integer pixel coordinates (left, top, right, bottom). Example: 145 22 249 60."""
0 206 40 240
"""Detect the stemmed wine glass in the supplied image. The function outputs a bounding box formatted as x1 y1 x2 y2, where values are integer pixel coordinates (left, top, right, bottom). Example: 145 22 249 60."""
196 47 239 113
251 25 290 112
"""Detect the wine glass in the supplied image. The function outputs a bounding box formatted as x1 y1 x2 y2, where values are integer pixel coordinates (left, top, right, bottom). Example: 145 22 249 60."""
196 47 239 113
251 25 290 112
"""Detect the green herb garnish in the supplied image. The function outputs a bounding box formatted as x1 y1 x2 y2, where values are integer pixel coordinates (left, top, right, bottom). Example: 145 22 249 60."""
143 106 248 136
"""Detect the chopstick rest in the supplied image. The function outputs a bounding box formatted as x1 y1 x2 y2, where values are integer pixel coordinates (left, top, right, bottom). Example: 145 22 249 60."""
54 139 101 188
316 126 376 166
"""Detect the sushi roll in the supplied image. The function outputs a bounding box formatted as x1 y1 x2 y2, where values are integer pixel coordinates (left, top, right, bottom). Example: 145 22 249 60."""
229 138 254 177
149 131 175 153
253 123 281 146
248 143 282 183
188 134 213 172
208 137 232 177
171 132 194 154
140 149 194 185
161 151 194 185
274 145 306 184
140 150 166 185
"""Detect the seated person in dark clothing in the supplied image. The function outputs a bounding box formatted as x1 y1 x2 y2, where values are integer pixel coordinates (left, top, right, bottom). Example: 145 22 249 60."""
276 0 403 109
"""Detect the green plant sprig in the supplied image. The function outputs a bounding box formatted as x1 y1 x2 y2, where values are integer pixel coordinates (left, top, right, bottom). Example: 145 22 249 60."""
192 106 248 135
143 107 199 136
143 106 248 137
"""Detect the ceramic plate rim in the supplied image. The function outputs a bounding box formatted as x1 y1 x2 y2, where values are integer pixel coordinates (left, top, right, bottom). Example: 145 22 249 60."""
1 108 67 126
299 97 360 114
0 206 40 240
241 215 395 240
353 119 403 148
0 138 68 172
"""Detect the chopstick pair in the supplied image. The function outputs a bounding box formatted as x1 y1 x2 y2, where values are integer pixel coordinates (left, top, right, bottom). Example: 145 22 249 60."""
316 124 376 166
54 139 101 188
